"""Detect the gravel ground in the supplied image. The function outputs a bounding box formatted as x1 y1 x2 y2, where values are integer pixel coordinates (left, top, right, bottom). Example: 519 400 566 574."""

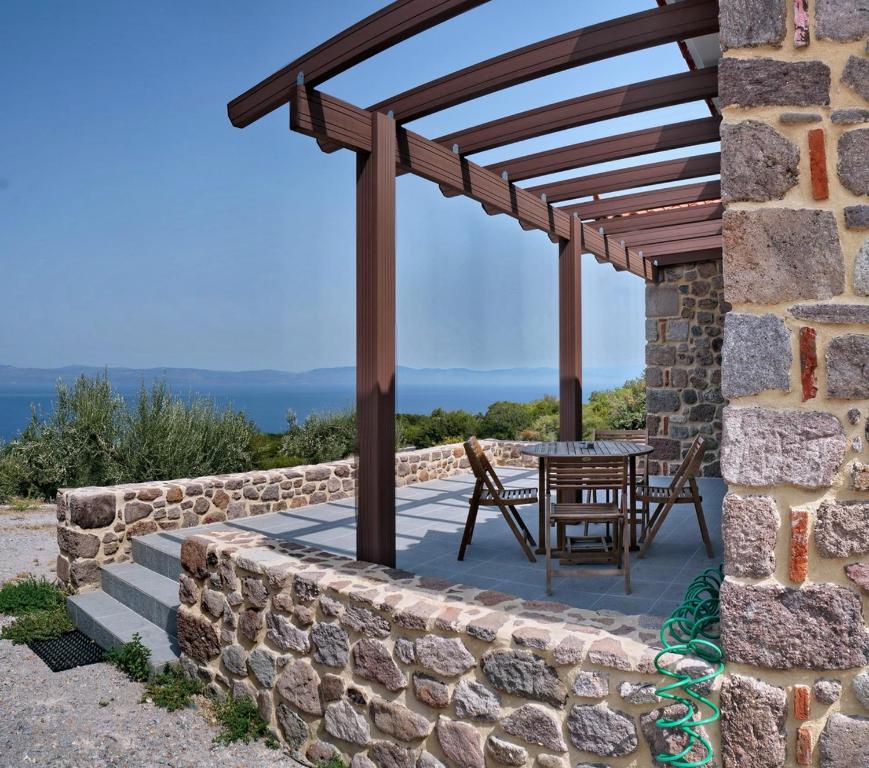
0 504 58 584
0 507 299 767
0 631 297 767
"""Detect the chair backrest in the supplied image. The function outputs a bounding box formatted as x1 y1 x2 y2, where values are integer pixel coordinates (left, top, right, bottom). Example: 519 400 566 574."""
668 435 708 491
594 429 650 472
546 455 627 495
593 429 648 443
463 436 504 492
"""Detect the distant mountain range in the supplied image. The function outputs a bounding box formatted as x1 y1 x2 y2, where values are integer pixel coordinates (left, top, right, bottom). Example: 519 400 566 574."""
0 364 576 391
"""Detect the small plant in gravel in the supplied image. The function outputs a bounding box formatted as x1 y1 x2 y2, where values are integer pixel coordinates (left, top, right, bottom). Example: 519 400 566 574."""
5 496 42 511
0 576 72 644
319 758 348 768
0 576 66 615
212 694 279 749
143 664 203 711
106 633 151 682
1 607 74 644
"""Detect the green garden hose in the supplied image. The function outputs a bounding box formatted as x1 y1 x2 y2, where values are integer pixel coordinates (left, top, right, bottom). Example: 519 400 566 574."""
653 566 724 768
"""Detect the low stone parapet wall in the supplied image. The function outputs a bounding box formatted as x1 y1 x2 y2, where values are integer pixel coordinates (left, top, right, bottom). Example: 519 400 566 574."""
176 529 717 767
55 440 535 587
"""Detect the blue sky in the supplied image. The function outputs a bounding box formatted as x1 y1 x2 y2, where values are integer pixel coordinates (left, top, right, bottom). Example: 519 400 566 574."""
0 1 717 373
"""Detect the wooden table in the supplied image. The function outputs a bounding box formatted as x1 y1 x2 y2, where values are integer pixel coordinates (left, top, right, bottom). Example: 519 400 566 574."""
521 440 655 552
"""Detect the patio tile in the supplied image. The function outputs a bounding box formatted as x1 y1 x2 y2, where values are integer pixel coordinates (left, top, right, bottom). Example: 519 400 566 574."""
184 472 723 618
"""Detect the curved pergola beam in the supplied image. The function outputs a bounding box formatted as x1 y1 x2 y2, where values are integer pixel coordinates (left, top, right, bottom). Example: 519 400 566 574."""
228 0 489 128
434 66 718 156
368 0 718 123
485 116 721 182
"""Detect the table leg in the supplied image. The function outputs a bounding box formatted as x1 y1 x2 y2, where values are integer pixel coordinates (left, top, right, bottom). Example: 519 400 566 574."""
629 456 639 551
536 457 546 555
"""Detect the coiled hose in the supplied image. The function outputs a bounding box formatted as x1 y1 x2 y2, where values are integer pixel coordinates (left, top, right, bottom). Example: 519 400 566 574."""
653 565 724 768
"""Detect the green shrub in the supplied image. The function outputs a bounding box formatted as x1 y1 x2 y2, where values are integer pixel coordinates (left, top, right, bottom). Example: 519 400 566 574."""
1 608 73 644
0 577 66 616
144 664 203 711
249 432 302 470
117 382 255 483
106 632 151 682
0 375 257 501
281 408 357 464
582 377 646 439
212 694 278 748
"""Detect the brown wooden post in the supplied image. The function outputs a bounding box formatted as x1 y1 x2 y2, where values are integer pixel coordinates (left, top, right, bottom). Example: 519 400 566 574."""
559 214 582 441
356 111 397 567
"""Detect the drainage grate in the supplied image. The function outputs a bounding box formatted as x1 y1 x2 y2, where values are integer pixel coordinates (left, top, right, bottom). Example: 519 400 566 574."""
28 630 106 672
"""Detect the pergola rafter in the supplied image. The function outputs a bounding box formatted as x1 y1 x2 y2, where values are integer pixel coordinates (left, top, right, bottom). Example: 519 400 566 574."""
230 0 722 565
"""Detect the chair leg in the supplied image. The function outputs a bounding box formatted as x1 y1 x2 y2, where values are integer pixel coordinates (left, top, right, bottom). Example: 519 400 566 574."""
508 504 537 548
622 515 631 594
639 498 676 559
457 485 482 561
690 480 714 558
545 506 553 595
497 501 537 563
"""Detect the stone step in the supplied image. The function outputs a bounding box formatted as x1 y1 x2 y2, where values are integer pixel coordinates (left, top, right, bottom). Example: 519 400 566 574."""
101 562 179 635
131 531 183 581
67 591 179 671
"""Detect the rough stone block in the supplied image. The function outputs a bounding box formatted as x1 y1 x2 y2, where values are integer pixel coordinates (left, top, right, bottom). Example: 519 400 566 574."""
826 334 869 399
721 407 845 489
856 239 869 296
68 491 116 529
815 499 869 558
779 112 822 124
639 704 716 768
832 107 869 125
721 120 799 202
838 129 869 195
815 0 869 41
647 389 681 413
720 58 830 107
721 313 791 397
721 494 778 577
845 205 869 230
436 716 484 768
723 209 843 303
720 579 869 669
818 713 869 767
645 284 680 317
176 610 220 662
500 704 567 753
842 55 869 102
719 0 786 49
565 703 637 758
56 527 100 559
845 561 869 592
480 650 567 708
720 675 786 768
790 303 869 324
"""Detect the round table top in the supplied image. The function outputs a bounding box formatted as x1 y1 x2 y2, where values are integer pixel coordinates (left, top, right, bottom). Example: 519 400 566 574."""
520 440 654 458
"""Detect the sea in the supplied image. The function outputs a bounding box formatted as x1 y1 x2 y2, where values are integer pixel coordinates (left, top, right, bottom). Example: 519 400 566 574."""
0 368 639 442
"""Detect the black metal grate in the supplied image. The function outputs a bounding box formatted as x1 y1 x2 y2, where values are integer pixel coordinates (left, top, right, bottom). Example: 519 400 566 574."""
28 630 105 672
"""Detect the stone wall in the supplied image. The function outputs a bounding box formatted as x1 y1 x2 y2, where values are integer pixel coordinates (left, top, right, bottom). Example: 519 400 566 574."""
718 1 869 765
645 260 728 477
176 528 718 767
55 441 536 588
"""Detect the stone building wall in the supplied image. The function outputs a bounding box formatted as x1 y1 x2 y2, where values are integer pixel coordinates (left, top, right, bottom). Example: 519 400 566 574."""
717 1 869 765
645 260 728 476
55 441 536 588
176 528 718 767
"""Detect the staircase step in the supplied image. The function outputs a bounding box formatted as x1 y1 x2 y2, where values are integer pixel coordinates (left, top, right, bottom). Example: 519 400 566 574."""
101 562 179 635
67 591 179 671
131 532 183 580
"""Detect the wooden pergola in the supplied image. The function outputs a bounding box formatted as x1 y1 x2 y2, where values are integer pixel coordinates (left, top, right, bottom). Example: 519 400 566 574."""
229 0 721 567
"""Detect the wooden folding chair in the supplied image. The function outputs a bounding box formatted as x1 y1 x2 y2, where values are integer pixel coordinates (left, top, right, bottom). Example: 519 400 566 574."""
593 428 650 539
545 455 630 595
638 435 714 559
458 436 538 562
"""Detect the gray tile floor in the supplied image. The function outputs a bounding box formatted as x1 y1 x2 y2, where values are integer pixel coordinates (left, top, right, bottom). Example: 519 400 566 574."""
191 468 724 619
